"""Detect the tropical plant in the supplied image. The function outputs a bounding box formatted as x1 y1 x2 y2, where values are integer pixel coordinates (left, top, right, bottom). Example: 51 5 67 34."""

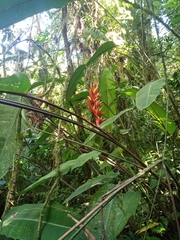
0 0 180 239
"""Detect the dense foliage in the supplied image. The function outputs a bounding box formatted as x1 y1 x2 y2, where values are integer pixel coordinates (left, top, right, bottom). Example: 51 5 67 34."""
0 0 180 239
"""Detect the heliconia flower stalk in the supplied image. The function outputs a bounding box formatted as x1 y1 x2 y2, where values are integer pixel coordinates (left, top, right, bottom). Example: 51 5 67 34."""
87 82 105 127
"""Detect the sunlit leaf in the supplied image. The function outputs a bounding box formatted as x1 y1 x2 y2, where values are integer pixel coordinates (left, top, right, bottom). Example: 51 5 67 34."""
0 72 31 93
136 78 165 110
87 41 116 65
99 67 117 119
121 88 176 134
153 1 161 6
146 102 176 134
136 222 159 234
60 150 100 175
0 0 74 30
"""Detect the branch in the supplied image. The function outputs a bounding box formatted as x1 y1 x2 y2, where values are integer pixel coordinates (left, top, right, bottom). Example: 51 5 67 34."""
0 92 146 167
58 160 162 239
67 214 95 240
62 5 74 76
122 0 180 40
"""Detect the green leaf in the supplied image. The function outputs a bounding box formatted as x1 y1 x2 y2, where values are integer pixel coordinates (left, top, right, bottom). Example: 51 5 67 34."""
66 65 86 102
0 72 31 93
136 78 165 110
171 17 180 25
60 150 100 175
89 27 108 41
63 171 119 204
70 91 89 105
87 41 116 66
66 41 116 102
84 108 133 144
88 184 120 240
153 1 161 7
88 185 141 239
1 201 85 240
29 77 65 90
121 88 137 98
0 0 74 30
115 191 141 235
99 67 117 118
29 125 55 154
122 88 176 134
136 222 159 234
20 151 100 194
0 94 22 179
101 108 133 128
146 102 176 134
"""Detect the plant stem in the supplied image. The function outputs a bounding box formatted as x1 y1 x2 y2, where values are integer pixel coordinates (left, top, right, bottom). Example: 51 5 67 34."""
58 160 162 240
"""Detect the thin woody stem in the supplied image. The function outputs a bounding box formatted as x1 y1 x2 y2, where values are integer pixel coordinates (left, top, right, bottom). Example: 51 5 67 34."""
58 160 162 240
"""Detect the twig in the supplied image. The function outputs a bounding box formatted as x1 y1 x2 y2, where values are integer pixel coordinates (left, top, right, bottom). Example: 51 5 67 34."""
37 178 58 240
0 96 146 167
3 149 22 217
58 160 162 239
67 214 95 240
59 178 75 191
100 202 106 240
122 0 180 40
62 5 74 76
163 163 180 239
151 3 180 238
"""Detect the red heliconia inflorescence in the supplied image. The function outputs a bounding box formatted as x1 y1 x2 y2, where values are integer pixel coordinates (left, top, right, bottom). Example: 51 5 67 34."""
87 82 105 127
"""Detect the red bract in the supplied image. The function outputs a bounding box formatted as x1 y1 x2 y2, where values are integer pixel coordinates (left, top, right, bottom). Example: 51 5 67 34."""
87 82 105 127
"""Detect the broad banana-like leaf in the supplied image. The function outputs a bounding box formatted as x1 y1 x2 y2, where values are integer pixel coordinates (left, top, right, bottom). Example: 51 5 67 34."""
0 94 22 179
136 78 165 110
1 201 85 240
99 67 117 118
0 0 74 30
121 88 176 134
